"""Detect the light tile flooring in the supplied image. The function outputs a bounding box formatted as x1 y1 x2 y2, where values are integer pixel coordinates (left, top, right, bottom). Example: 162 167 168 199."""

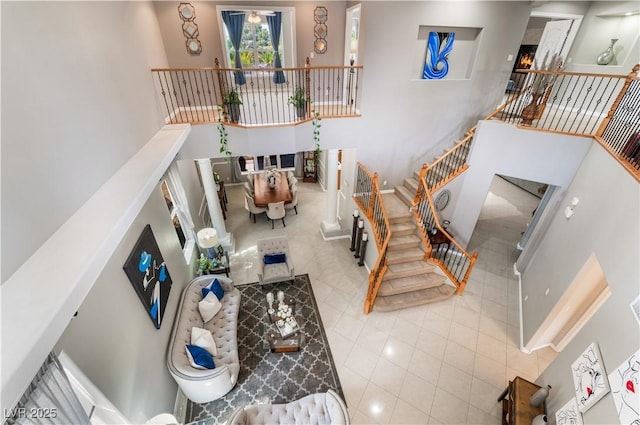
223 175 557 425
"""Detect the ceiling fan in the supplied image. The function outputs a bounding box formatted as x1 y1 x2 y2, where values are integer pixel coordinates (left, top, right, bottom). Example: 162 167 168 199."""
230 10 276 24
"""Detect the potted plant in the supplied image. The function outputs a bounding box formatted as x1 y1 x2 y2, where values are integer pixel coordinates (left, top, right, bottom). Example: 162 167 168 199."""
288 86 309 119
223 87 242 123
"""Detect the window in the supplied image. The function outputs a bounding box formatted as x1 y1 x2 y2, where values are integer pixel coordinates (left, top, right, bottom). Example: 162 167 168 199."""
161 179 196 262
218 7 296 69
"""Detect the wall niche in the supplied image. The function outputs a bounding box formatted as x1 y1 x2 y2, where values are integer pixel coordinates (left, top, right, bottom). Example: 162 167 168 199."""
413 25 482 80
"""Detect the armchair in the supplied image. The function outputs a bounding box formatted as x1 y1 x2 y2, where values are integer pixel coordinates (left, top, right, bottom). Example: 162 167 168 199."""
256 236 295 284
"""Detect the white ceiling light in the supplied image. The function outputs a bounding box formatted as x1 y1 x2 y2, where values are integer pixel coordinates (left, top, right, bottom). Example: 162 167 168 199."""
247 11 261 24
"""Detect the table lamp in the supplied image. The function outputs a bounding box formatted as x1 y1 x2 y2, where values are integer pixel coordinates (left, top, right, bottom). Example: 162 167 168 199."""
197 228 219 259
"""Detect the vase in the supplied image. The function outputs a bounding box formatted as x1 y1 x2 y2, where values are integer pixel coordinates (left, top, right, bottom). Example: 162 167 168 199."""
597 39 618 66
521 92 544 126
530 384 552 407
267 176 277 189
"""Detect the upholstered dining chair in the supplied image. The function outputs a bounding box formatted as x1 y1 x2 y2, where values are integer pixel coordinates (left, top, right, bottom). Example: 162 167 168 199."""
244 182 253 197
266 201 286 229
284 187 298 215
244 193 267 223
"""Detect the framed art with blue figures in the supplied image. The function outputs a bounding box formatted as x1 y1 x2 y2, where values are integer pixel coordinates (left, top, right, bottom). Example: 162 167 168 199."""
123 224 172 329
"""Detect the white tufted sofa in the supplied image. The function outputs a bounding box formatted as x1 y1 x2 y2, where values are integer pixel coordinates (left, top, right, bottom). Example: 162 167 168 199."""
256 237 295 285
226 390 349 425
167 274 241 403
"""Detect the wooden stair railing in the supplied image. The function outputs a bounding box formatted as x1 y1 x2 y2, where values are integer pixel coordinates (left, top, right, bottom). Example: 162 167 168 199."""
353 162 392 314
414 164 478 294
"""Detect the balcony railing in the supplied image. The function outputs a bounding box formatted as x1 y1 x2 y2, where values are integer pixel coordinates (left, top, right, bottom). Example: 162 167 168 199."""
496 64 640 179
152 58 362 127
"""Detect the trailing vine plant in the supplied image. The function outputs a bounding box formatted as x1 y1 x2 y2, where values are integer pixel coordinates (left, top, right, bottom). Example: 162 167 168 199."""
217 106 232 160
312 110 321 158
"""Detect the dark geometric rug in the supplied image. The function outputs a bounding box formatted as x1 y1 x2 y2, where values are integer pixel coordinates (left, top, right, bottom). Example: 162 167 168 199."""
185 274 344 424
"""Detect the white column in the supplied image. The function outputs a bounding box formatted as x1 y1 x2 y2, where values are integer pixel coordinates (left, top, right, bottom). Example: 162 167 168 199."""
321 149 341 236
196 158 233 250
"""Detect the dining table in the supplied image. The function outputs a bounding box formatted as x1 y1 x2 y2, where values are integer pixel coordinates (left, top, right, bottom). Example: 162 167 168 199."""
253 171 293 207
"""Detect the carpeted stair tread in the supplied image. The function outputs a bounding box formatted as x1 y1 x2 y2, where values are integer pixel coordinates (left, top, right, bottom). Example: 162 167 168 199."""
373 284 457 311
403 177 418 193
381 193 412 223
379 273 446 296
390 221 417 236
386 260 435 278
388 234 421 250
394 185 415 207
387 248 425 264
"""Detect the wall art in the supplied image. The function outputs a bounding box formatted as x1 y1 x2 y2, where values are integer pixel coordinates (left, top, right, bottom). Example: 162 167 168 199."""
555 397 583 425
423 31 455 79
123 224 173 329
609 350 640 424
178 3 202 55
314 7 327 54
571 342 610 412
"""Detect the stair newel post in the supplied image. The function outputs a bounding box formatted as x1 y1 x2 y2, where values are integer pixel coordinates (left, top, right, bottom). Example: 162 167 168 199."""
358 232 369 266
349 210 359 251
354 219 364 258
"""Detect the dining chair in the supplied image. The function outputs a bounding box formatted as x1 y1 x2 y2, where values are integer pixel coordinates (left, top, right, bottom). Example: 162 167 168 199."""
244 193 267 223
284 187 298 215
244 182 253 197
266 201 286 229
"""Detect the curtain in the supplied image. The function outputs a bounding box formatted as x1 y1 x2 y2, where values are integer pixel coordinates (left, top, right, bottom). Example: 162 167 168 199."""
165 161 196 242
5 352 90 425
221 11 246 85
266 12 285 84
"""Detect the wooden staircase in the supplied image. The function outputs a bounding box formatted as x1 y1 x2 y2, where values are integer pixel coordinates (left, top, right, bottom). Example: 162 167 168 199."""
373 191 456 312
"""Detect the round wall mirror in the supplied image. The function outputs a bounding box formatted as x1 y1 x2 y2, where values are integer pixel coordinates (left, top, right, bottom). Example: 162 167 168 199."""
186 39 202 55
435 189 451 211
314 39 327 54
179 3 195 21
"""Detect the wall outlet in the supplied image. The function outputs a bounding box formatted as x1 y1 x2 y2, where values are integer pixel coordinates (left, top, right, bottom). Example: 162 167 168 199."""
383 180 387 186
507 54 513 61
545 288 550 296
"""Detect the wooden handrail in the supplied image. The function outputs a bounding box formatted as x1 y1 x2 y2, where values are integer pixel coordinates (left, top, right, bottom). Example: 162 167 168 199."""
151 65 364 73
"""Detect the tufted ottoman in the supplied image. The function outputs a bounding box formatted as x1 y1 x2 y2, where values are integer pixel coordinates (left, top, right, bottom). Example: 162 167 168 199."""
226 390 349 425
166 274 241 403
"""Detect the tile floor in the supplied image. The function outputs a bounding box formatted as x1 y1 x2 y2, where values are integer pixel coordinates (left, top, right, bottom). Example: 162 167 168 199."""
223 175 557 425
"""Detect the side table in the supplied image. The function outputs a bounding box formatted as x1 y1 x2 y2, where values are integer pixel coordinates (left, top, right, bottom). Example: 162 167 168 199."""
208 252 230 277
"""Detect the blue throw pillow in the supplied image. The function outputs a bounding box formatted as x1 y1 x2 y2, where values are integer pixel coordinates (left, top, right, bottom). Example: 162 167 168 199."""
201 278 224 300
185 344 215 370
264 253 287 264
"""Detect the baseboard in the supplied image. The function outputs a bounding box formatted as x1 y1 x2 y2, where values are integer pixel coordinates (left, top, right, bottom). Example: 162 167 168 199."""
173 388 187 425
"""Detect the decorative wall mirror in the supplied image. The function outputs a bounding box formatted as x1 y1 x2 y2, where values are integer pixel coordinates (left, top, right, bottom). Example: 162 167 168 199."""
178 3 195 21
435 189 451 211
314 7 328 54
178 3 201 56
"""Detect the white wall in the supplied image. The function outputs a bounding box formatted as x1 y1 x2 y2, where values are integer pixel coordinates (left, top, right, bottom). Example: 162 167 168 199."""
55 186 193 423
1 1 169 282
448 120 592 248
525 144 640 425
351 1 531 186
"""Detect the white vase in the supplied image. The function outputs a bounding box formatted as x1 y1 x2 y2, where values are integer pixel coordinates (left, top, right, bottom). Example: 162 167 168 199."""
530 384 552 407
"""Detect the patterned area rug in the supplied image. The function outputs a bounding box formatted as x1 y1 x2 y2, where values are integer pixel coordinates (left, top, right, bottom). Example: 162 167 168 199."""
185 274 344 424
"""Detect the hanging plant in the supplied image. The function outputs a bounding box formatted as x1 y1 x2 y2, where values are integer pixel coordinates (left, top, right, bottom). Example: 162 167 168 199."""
312 110 321 158
217 106 232 159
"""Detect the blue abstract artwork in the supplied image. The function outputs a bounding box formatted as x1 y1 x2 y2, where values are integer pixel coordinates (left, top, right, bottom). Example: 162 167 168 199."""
423 32 455 80
123 224 172 329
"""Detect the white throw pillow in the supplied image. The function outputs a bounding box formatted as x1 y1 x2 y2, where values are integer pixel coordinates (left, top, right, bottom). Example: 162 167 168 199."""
198 291 222 323
191 327 217 356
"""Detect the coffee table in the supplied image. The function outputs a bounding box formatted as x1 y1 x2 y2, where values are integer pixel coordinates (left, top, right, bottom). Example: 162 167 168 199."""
262 298 305 353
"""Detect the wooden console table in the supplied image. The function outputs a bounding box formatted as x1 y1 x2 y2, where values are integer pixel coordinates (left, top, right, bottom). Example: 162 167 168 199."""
497 376 545 425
